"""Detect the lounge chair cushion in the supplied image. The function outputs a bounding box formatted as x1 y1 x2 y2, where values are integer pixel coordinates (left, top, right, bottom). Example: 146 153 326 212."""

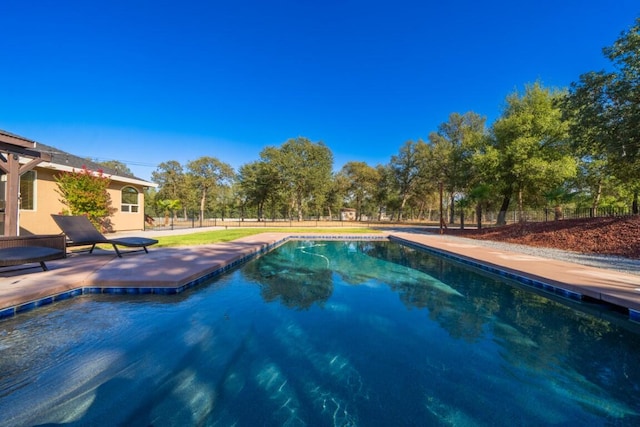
0 246 65 271
51 215 158 257
107 237 158 247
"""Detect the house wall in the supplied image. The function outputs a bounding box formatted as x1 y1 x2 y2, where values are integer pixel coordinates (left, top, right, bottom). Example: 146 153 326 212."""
18 168 148 235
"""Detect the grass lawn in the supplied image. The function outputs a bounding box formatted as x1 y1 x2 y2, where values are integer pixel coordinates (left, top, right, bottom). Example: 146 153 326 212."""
154 227 382 247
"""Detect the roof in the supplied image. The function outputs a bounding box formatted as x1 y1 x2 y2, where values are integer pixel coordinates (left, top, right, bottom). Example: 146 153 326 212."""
34 142 131 177
33 142 156 187
0 129 37 150
0 129 155 187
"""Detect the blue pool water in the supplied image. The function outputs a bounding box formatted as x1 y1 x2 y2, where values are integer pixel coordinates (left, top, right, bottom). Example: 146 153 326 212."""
0 240 639 426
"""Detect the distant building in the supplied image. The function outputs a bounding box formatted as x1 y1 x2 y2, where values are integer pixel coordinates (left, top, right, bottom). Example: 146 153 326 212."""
340 208 357 221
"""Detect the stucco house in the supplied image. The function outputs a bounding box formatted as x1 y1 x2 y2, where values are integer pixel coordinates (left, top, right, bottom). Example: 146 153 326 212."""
0 129 156 236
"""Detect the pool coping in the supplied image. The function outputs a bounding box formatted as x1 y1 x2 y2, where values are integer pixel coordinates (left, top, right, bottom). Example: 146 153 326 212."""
390 232 640 322
0 234 387 320
390 236 584 301
1 231 640 322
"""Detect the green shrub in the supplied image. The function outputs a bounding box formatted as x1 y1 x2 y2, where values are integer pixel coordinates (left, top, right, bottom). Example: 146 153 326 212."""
55 166 116 231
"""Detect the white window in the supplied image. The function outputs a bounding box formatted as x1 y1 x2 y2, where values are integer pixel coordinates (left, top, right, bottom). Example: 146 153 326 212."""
121 186 139 213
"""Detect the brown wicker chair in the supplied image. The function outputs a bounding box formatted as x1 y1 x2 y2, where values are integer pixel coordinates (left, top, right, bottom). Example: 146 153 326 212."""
0 234 66 271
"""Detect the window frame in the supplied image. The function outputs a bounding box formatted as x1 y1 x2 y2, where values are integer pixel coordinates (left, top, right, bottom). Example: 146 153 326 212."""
19 170 36 211
120 186 140 213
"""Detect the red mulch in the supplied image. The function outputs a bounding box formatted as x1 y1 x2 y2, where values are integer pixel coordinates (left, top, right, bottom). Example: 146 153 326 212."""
441 216 640 259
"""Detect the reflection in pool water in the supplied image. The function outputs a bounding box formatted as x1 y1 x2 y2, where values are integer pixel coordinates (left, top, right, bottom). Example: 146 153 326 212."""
0 240 639 426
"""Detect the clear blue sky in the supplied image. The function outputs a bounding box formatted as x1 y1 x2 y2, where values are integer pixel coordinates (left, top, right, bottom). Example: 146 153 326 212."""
1 1 638 182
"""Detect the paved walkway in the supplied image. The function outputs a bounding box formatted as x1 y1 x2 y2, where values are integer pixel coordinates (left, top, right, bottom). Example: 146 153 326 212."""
391 232 640 317
1 230 640 320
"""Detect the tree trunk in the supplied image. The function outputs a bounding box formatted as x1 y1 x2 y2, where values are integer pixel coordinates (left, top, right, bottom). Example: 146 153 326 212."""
591 181 602 217
449 193 455 225
398 195 409 221
497 194 511 225
200 188 207 227
634 190 639 215
296 195 303 221
554 205 563 221
517 188 524 222
417 201 425 220
476 202 482 229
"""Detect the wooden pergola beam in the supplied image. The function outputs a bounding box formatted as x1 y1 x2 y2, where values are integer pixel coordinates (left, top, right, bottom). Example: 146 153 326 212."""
0 131 37 149
0 134 52 236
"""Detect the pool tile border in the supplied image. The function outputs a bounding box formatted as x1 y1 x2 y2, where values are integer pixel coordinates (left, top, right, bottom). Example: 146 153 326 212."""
391 236 585 302
0 235 388 320
4 234 635 321
0 238 284 320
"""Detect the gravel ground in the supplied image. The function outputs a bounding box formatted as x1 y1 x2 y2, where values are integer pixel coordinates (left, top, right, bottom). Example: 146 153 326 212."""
433 233 640 276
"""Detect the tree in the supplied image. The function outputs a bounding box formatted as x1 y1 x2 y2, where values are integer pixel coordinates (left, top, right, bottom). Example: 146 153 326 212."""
324 173 347 220
603 17 640 165
389 140 430 221
186 156 235 226
467 183 494 229
152 160 186 204
465 133 498 228
152 160 190 219
156 199 182 226
54 166 115 230
261 137 333 221
97 160 134 176
490 82 576 224
543 185 576 220
337 161 380 221
144 187 158 217
428 112 487 224
565 17 640 212
216 183 238 220
373 164 394 221
238 160 281 220
563 71 622 214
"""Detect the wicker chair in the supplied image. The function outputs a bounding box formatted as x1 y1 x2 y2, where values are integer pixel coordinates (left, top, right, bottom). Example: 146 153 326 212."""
0 234 67 271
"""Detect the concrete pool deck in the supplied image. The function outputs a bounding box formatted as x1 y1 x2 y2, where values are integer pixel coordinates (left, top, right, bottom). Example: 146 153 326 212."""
1 230 640 321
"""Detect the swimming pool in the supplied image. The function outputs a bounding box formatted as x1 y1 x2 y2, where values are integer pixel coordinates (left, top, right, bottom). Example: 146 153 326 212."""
0 240 639 426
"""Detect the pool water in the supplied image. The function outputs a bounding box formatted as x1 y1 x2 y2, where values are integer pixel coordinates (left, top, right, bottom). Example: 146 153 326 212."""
1 240 639 426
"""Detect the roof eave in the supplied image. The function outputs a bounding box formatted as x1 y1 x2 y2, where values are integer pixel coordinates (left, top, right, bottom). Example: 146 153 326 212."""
38 161 158 188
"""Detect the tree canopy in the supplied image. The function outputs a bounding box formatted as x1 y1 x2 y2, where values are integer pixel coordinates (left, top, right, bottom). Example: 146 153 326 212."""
489 82 575 223
259 137 334 220
140 17 639 226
